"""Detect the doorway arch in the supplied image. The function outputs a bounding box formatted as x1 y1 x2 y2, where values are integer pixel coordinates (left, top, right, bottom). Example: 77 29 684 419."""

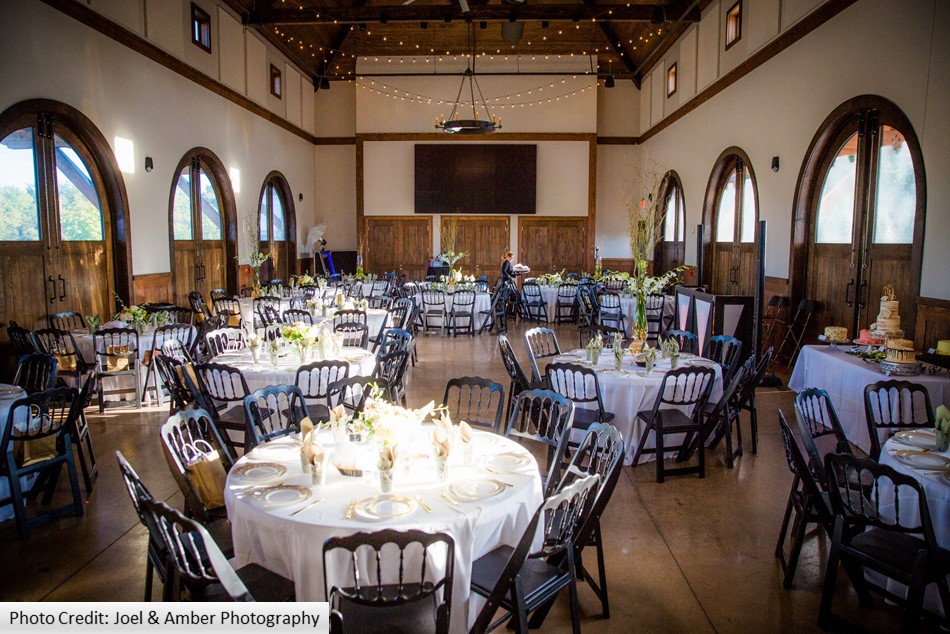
789 95 925 341
167 147 237 306
256 171 297 282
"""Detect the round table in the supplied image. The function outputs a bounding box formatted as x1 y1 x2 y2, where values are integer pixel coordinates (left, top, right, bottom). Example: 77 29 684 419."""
551 349 723 465
537 288 674 333
225 429 542 633
412 292 492 331
877 435 950 616
212 347 377 394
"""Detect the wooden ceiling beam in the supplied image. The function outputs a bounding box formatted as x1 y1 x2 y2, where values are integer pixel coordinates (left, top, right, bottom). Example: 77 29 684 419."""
582 0 640 88
251 4 701 26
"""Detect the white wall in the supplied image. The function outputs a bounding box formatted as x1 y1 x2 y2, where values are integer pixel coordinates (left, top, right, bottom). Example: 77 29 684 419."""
0 0 317 274
637 0 950 300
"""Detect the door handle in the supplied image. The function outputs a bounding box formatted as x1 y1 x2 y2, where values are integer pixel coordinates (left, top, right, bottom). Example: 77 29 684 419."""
47 275 56 304
200 263 206 281
845 279 855 308
58 274 66 301
858 280 869 308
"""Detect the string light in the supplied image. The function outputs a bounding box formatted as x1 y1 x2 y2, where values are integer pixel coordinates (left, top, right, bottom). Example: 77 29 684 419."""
355 77 596 110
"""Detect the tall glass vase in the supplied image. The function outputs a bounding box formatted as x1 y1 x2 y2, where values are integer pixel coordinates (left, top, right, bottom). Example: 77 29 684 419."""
633 259 649 343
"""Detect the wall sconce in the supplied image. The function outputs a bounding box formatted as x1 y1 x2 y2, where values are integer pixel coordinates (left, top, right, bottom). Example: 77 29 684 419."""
771 156 780 172
298 193 303 202
144 156 153 172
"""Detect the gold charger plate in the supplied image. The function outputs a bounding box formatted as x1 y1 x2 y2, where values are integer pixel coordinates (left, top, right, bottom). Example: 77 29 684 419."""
232 462 287 483
486 452 532 472
448 479 506 502
893 450 950 471
353 494 418 520
247 485 310 507
893 429 937 450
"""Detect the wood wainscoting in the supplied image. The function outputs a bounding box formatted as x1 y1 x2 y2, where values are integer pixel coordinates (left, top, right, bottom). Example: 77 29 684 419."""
602 258 635 274
914 297 950 350
133 272 173 305
441 215 509 279
364 216 432 281
518 217 587 275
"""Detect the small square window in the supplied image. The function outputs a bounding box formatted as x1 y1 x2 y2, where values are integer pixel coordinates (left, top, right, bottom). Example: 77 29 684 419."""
191 3 211 53
270 65 282 99
666 63 677 97
725 1 742 50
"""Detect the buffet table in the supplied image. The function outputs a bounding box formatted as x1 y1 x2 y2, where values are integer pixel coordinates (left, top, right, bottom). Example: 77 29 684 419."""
225 429 542 633
550 349 723 465
788 345 950 453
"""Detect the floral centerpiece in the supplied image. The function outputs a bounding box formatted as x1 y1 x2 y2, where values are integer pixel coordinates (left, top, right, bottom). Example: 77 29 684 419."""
292 273 315 287
439 214 468 281
236 214 270 293
281 322 317 362
624 161 688 342
113 293 148 332
348 388 436 447
537 270 566 287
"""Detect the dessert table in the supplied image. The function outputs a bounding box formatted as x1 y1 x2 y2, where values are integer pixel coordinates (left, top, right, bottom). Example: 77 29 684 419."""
788 345 950 453
550 349 723 465
876 434 950 616
225 429 543 633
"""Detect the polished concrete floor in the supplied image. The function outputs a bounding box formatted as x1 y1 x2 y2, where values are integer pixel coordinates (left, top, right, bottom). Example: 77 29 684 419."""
0 321 940 632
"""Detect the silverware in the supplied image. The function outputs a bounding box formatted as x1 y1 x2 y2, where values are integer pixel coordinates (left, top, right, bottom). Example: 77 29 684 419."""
439 490 460 506
290 497 324 516
416 495 433 513
344 497 358 519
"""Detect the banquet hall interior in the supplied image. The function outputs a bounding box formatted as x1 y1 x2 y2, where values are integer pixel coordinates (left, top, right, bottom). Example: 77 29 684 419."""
1 0 948 632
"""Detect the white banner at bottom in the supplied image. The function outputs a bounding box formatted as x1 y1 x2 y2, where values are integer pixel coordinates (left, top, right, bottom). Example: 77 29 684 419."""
1 603 329 634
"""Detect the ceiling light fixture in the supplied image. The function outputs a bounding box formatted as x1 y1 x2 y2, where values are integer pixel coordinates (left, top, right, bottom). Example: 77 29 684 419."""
435 24 501 134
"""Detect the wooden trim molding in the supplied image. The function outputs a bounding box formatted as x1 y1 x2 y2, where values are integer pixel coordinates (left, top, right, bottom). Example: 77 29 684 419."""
638 0 860 143
314 137 357 145
357 132 596 143
587 138 597 272
914 297 950 350
41 0 318 145
597 137 640 145
133 272 173 305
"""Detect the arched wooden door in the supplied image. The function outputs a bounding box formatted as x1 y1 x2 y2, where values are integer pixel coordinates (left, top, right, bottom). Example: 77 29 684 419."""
169 149 236 307
654 171 685 275
258 172 296 282
703 150 758 296
0 100 130 332
796 97 925 340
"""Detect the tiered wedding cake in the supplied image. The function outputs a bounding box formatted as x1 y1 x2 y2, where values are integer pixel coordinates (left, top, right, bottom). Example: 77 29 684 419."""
869 284 903 338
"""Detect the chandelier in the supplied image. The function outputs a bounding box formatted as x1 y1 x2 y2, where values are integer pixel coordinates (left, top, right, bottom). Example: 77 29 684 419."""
435 25 501 134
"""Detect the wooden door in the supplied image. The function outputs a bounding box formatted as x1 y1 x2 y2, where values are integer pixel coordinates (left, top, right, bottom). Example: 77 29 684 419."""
365 216 431 280
654 173 686 275
805 118 924 340
258 175 294 282
441 216 509 278
519 217 586 275
708 158 757 296
0 122 114 329
171 156 227 305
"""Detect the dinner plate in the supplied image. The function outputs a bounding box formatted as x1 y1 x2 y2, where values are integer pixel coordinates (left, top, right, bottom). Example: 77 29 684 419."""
251 442 300 460
247 485 310 508
685 358 718 367
354 494 417 520
893 429 937 450
473 432 501 448
486 452 533 472
448 478 506 501
892 450 950 471
231 462 287 483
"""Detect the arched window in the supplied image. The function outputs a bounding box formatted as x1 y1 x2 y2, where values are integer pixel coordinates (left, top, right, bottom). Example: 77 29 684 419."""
168 148 237 305
793 96 925 341
257 172 296 282
703 148 758 295
654 170 685 275
0 99 131 331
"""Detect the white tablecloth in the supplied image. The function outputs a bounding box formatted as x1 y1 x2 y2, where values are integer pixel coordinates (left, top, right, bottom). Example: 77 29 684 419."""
213 348 377 394
876 437 950 616
788 346 950 453
0 385 33 522
414 292 492 331
537 288 674 333
226 430 543 633
551 350 723 465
